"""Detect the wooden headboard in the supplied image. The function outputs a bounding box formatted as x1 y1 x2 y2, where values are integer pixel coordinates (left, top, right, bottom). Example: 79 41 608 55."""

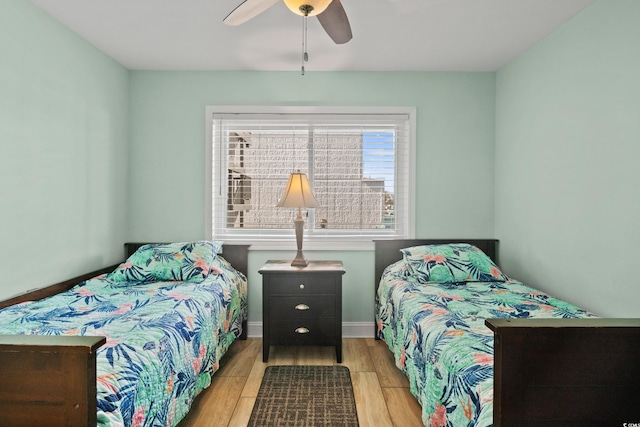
124 242 250 278
374 239 499 291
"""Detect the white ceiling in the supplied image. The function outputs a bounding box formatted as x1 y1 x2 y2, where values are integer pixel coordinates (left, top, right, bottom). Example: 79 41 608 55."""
30 0 596 72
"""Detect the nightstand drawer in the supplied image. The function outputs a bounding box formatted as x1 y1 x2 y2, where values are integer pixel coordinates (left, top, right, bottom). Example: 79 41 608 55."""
268 275 337 295
270 318 337 346
269 296 336 319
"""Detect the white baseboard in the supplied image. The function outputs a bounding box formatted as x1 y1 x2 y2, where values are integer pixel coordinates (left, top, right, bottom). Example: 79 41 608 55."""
247 321 262 337
343 322 376 338
246 321 375 338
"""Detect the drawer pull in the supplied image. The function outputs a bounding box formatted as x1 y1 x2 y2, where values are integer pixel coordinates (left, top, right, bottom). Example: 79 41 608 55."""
295 327 310 334
299 284 305 289
295 304 310 311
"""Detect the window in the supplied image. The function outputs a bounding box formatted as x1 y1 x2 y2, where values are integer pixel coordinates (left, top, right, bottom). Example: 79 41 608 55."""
205 106 415 250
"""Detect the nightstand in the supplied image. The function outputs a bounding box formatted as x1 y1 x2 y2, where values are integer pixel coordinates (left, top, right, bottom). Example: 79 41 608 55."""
259 260 345 363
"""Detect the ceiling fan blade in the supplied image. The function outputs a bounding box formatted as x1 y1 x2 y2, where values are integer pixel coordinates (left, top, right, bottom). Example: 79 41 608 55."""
317 0 352 44
224 0 280 26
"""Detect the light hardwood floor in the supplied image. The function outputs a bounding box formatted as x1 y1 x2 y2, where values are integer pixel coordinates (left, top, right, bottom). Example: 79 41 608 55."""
178 338 424 427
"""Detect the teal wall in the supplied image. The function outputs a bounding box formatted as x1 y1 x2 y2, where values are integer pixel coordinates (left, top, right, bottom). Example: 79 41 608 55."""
128 71 497 322
0 1 130 300
495 0 640 316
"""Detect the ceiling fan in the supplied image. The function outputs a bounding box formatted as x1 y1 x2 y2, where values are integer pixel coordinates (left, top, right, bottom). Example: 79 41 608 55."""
223 0 353 45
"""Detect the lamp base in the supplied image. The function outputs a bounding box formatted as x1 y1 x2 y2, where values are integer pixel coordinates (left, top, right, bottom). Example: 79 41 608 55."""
291 213 309 267
291 250 309 267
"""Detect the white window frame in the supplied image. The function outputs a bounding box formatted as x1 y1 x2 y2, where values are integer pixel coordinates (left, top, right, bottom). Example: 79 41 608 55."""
205 105 416 251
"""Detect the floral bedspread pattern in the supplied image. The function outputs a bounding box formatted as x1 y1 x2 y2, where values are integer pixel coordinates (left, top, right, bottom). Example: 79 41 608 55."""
0 255 247 427
376 260 594 427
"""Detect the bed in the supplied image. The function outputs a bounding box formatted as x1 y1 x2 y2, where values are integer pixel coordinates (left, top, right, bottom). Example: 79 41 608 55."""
0 241 248 427
375 239 640 426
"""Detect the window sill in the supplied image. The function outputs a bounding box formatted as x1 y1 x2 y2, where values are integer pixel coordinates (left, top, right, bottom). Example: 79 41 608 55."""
219 239 376 251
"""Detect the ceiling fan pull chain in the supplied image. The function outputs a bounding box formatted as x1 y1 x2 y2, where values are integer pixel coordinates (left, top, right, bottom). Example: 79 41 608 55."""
301 15 309 75
304 15 308 63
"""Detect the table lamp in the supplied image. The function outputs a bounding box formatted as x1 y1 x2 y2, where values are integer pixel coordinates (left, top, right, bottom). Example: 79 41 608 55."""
276 170 319 267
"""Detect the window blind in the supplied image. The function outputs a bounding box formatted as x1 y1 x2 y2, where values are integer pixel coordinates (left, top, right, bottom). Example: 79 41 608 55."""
208 107 414 243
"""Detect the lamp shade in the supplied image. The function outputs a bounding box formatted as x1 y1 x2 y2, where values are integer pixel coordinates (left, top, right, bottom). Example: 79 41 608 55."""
276 171 319 208
283 0 333 16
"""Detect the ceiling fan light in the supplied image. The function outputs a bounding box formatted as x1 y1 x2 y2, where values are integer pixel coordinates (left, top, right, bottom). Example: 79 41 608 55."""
283 0 333 16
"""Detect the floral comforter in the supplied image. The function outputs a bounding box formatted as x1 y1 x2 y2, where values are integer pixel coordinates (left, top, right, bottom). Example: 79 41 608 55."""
376 260 593 427
0 255 247 427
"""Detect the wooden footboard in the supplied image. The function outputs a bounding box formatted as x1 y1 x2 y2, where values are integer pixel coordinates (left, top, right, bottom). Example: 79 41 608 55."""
0 266 114 426
0 335 105 426
487 318 640 426
0 242 250 426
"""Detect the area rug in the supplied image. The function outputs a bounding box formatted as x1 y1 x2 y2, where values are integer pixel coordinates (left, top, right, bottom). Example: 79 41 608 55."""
248 365 359 427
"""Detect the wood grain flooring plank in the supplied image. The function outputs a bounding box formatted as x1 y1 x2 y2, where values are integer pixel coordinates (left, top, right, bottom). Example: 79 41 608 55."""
266 345 297 364
179 376 245 427
352 371 394 427
217 338 261 377
369 339 410 388
227 397 255 427
293 345 337 365
342 338 375 372
382 387 423 427
240 351 268 398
